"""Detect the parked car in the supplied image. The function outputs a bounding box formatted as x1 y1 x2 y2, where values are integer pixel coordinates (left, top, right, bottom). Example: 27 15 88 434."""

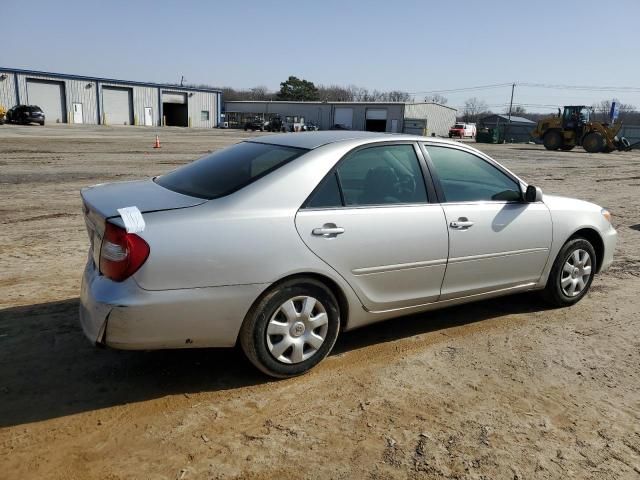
449 122 475 138
80 131 616 378
303 122 319 131
244 117 267 131
329 123 350 130
7 105 45 125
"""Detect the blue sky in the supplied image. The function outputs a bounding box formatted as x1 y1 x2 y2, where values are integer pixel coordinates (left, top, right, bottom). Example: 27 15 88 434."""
3 0 639 112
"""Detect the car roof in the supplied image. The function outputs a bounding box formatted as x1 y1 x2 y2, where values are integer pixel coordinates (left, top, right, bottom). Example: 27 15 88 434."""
247 131 457 150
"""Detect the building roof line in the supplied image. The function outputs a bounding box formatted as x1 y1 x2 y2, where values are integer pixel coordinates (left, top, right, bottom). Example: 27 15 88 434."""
0 67 222 94
226 100 457 111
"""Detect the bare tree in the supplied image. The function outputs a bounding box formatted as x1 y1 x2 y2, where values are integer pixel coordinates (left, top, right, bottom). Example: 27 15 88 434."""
424 94 448 105
462 97 489 122
505 105 526 116
317 84 352 102
592 98 636 123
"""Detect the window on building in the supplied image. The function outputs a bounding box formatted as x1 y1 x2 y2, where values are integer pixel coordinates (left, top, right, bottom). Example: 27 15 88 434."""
201 110 210 121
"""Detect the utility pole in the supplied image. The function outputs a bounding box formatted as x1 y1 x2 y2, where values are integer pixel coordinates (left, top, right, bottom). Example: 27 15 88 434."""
505 82 515 143
180 75 185 87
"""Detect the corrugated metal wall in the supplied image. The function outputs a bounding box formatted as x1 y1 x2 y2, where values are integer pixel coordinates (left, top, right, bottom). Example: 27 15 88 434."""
188 90 217 128
225 102 331 128
224 102 407 132
0 72 18 110
10 73 99 124
1 69 219 127
403 103 457 137
133 86 159 126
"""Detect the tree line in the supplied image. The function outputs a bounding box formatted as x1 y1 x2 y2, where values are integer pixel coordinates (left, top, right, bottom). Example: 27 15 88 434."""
459 97 639 124
179 75 639 125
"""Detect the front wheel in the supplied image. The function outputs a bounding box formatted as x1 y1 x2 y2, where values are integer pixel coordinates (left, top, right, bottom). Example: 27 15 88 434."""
543 130 563 150
542 238 596 307
583 132 604 153
239 278 340 378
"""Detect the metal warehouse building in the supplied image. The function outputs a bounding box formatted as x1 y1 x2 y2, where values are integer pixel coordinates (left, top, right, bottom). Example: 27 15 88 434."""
224 101 457 136
0 68 221 128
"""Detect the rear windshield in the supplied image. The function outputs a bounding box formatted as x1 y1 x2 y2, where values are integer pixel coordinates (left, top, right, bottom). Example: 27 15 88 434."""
155 141 307 199
454 124 465 129
30 106 43 112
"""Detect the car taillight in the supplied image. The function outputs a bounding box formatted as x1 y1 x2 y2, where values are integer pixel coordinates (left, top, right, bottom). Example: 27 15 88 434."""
99 222 150 282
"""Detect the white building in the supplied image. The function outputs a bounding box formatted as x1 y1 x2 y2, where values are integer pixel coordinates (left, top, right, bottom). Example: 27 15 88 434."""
0 67 221 128
224 100 457 136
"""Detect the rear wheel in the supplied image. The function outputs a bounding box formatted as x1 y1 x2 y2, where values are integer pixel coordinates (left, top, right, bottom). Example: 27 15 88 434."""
583 132 604 153
543 130 563 150
542 238 596 307
239 278 340 378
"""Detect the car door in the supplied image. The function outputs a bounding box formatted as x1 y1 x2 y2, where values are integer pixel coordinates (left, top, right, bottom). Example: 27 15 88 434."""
423 144 552 300
295 143 449 312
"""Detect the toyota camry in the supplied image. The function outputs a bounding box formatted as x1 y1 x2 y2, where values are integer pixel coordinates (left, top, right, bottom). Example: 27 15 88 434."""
80 131 616 377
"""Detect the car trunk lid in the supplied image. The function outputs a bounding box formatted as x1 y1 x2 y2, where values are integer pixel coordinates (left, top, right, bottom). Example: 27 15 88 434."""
81 179 207 219
81 179 207 267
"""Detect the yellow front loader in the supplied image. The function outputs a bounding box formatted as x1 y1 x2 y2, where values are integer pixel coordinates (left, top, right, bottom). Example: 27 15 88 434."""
532 105 631 153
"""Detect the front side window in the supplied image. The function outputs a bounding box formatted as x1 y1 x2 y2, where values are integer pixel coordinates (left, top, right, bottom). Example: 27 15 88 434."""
156 141 306 199
425 146 521 202
336 144 428 206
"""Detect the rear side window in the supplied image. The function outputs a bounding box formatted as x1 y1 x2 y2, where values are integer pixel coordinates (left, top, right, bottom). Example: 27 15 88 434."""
336 144 428 206
306 172 342 208
156 142 306 199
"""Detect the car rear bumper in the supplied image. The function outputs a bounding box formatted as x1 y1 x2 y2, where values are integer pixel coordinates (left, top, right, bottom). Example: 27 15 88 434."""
79 256 267 349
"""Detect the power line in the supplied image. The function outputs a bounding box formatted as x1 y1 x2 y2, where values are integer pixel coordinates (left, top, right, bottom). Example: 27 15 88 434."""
518 82 640 92
409 82 513 95
412 81 640 96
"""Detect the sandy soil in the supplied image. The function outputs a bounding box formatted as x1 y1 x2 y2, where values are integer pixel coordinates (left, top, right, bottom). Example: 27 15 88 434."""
1 124 639 479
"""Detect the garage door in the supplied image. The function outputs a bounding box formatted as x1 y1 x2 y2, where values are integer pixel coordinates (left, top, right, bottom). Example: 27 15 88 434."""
103 87 133 125
365 108 388 132
26 79 66 123
366 109 387 120
334 107 353 129
162 92 187 104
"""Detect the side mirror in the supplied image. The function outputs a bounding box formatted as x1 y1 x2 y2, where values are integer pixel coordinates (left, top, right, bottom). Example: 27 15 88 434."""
525 185 543 202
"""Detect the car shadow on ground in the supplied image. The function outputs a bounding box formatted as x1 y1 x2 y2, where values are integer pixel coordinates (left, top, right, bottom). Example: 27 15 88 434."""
0 293 552 428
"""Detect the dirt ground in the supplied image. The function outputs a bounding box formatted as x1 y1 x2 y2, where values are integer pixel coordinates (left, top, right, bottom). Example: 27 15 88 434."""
1 124 639 480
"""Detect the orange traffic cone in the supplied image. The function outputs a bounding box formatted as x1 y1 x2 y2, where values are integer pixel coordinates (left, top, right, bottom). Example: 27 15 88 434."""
153 135 161 148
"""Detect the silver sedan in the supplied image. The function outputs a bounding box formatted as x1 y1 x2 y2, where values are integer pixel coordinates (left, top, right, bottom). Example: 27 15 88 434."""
80 132 616 377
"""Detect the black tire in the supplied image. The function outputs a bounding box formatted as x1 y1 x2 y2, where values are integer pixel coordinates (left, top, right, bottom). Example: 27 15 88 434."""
543 130 563 150
583 132 604 153
239 278 341 378
542 238 596 307
560 144 575 151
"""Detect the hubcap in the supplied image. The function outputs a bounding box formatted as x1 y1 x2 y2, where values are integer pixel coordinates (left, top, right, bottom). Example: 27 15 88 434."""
560 249 592 297
266 296 329 364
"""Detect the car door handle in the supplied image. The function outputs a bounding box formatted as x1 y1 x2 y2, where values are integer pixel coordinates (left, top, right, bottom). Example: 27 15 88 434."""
312 225 345 237
449 220 474 229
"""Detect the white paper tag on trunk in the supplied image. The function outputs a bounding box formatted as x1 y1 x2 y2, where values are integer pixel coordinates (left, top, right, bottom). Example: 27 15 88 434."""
117 206 146 234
